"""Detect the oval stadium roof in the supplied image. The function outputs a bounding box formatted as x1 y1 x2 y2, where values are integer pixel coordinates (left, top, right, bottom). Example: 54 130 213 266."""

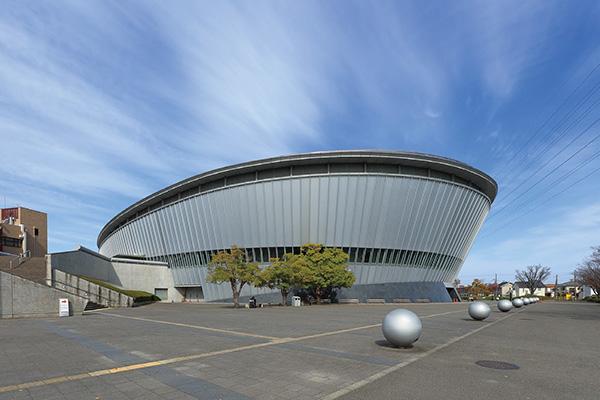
98 150 497 247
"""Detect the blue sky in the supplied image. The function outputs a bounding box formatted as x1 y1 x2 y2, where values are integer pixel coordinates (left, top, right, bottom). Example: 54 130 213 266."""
2 1 600 284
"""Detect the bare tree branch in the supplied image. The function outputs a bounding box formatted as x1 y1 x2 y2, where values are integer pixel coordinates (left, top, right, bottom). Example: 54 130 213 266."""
575 246 600 296
515 265 551 296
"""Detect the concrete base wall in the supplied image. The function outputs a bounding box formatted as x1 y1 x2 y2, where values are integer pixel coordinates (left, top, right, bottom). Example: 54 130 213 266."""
48 247 183 303
111 259 183 303
209 281 452 305
336 281 452 303
0 270 87 318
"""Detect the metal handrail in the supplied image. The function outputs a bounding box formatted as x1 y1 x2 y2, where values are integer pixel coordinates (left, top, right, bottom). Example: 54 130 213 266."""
8 250 31 270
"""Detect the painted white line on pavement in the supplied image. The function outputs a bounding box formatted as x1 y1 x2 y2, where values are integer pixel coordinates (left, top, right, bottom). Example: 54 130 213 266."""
95 312 280 340
321 310 520 400
0 305 470 394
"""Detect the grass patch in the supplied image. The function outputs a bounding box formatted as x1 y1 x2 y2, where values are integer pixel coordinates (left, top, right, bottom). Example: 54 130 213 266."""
78 275 160 303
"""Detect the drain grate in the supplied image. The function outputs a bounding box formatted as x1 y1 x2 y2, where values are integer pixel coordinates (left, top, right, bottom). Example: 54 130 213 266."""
475 360 520 370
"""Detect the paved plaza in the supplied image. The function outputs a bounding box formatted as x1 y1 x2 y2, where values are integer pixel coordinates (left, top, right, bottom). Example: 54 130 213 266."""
0 301 598 400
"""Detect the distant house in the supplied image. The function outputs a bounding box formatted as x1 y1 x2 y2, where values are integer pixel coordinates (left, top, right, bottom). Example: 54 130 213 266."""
544 284 557 297
557 281 580 298
513 281 546 297
578 285 597 300
498 281 513 296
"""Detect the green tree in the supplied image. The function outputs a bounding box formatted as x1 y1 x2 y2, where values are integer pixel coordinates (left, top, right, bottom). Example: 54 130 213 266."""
208 245 260 308
258 253 313 306
300 243 355 303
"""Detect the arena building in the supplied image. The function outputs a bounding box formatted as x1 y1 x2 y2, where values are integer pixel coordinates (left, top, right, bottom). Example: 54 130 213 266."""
88 150 497 303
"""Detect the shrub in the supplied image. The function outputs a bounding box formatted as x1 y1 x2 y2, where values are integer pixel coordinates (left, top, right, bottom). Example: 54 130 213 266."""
583 295 600 303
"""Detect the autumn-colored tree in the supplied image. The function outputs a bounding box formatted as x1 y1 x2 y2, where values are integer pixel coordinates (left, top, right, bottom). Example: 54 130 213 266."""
469 279 490 299
300 243 355 303
258 253 313 306
208 246 260 308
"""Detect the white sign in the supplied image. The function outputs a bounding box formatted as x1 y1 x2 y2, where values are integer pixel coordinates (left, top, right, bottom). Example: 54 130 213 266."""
292 296 301 307
59 298 70 317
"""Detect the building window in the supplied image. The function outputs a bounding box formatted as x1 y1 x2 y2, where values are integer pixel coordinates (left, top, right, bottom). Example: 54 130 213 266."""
0 237 22 247
34 228 39 237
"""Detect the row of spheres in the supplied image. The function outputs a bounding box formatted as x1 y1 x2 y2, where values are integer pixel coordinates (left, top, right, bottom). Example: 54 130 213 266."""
382 297 540 347
470 296 540 319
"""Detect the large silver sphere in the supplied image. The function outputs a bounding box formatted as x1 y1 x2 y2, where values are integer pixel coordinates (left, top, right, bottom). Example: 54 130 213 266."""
512 298 523 308
468 301 491 320
497 299 513 312
382 309 422 347
523 298 530 305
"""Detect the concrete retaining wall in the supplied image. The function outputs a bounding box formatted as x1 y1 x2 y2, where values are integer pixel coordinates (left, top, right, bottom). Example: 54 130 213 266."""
52 270 133 308
47 248 117 285
0 270 87 318
48 247 182 302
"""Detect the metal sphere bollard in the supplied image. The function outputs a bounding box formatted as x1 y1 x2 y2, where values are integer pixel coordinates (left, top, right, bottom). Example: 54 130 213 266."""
382 309 422 347
512 298 523 308
523 298 530 305
468 301 491 320
497 299 513 312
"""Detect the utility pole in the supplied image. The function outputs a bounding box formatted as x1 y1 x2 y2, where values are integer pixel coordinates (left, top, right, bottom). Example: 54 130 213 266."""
555 274 559 301
573 271 577 301
494 273 498 299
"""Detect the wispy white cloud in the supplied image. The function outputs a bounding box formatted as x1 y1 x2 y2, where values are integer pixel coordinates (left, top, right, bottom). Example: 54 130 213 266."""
424 108 441 119
463 201 600 283
463 1 558 99
0 18 167 198
0 0 596 254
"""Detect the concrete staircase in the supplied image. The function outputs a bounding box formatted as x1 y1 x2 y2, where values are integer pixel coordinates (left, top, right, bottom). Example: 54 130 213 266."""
0 269 88 318
0 255 134 318
0 256 47 285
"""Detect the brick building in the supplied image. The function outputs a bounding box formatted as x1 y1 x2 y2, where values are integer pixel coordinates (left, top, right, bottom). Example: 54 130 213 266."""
0 207 47 257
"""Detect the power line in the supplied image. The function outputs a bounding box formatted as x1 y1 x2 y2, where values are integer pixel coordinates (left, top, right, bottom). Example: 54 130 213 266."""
491 146 600 217
495 60 600 177
489 115 600 218
481 162 600 238
497 84 600 197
